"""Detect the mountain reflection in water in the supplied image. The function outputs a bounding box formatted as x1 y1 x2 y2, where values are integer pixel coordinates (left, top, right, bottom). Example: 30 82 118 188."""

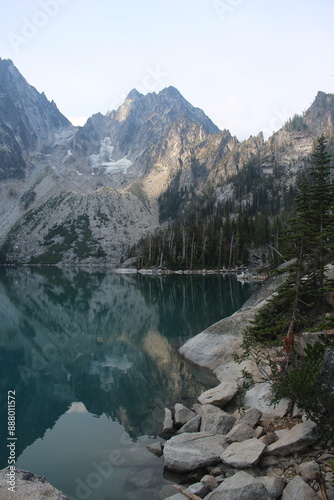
0 267 256 500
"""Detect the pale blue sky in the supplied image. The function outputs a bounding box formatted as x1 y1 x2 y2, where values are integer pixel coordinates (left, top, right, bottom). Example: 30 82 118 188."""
1 0 334 139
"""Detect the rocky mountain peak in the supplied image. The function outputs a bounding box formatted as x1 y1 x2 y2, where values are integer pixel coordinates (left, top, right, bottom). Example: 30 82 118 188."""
0 59 73 180
72 85 221 179
304 90 334 137
160 85 183 98
125 88 142 101
0 59 72 148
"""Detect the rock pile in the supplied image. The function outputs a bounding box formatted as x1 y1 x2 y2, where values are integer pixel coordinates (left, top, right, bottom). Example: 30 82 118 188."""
151 387 334 500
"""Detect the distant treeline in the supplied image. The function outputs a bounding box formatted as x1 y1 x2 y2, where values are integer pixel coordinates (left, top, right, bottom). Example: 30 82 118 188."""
129 158 303 270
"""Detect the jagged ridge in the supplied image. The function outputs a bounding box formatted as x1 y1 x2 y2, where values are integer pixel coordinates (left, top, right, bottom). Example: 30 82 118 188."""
0 59 334 265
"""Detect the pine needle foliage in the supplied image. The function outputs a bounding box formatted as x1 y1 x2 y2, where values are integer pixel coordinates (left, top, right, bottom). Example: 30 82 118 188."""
247 135 334 343
238 136 334 430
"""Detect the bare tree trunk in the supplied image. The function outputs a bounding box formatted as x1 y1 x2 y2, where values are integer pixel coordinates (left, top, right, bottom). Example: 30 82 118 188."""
229 233 235 269
190 233 195 270
182 222 187 262
219 226 223 268
285 237 304 353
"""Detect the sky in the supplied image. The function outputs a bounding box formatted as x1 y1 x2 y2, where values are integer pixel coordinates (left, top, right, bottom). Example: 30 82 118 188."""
1 0 334 140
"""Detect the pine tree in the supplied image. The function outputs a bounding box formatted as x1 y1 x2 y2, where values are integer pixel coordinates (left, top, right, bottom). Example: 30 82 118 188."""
308 134 334 311
248 135 334 344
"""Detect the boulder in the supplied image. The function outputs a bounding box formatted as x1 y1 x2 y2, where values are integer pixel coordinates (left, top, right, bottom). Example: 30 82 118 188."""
0 468 68 500
214 358 261 385
200 406 236 435
198 381 238 407
296 460 320 481
281 475 319 500
243 383 291 417
195 404 223 417
259 432 277 446
189 481 211 497
220 438 266 468
162 407 174 434
201 475 219 491
265 421 318 456
275 429 290 440
179 331 243 372
163 432 227 472
238 407 262 428
255 476 286 498
203 471 273 499
254 426 265 438
174 403 196 428
225 423 255 443
177 415 201 434
292 402 304 418
146 442 164 457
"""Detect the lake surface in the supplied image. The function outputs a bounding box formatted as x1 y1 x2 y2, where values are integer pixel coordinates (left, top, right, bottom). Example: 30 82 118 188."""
0 267 256 500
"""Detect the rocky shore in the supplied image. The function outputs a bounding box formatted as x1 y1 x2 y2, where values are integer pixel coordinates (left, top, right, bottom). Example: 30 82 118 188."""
154 390 333 500
0 468 68 499
150 270 334 500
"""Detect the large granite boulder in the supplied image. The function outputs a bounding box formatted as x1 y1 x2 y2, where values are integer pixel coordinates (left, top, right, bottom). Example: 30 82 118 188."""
199 405 236 435
203 471 273 499
163 432 227 472
296 460 320 481
220 438 266 468
265 421 319 456
281 475 319 500
146 442 164 457
198 381 238 407
257 476 286 498
225 423 255 443
237 407 262 428
177 415 201 434
243 383 291 417
174 403 196 428
0 468 68 500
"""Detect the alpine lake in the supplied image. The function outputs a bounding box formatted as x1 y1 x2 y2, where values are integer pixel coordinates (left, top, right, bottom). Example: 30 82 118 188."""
0 267 257 500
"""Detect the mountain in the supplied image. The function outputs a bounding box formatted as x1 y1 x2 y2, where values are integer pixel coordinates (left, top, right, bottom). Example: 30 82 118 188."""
0 58 72 181
69 85 221 187
0 58 333 267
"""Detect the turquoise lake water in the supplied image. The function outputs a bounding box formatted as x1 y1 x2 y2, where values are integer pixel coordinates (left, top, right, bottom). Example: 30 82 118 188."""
0 267 256 500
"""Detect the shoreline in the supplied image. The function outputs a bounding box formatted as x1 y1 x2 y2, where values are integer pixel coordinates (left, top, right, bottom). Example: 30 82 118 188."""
0 263 268 282
155 268 334 500
116 267 268 282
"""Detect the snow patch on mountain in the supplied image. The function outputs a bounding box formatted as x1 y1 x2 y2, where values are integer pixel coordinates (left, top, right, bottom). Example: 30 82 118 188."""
89 137 133 173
